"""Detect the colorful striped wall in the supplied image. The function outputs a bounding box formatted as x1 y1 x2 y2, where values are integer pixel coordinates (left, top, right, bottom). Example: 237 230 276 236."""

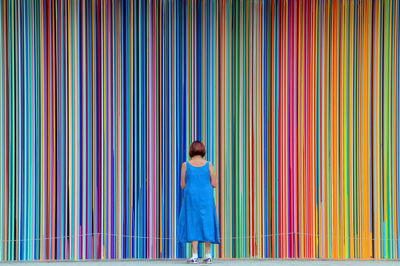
0 0 399 261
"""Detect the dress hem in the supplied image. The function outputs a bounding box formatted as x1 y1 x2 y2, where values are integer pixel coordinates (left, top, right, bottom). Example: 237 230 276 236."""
177 239 221 245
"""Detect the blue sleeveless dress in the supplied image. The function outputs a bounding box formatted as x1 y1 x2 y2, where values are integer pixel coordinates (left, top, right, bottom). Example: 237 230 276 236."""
177 160 221 244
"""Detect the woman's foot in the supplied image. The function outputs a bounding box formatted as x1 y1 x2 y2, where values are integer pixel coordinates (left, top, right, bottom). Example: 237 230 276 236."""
187 257 198 264
202 257 212 264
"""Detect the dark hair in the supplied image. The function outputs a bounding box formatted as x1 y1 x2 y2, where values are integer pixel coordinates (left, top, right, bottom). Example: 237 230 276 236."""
189 141 206 158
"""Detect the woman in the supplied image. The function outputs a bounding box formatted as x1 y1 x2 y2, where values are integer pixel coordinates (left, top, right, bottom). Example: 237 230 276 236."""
177 141 220 264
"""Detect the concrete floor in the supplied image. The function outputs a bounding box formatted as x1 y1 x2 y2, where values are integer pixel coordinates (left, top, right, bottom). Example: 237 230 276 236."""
1 259 400 266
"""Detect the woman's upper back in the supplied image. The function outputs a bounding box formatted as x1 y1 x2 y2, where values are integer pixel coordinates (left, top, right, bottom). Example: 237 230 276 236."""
186 157 208 166
185 159 211 188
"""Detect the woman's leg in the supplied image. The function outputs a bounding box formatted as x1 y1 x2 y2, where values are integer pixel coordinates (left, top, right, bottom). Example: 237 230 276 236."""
205 242 211 255
192 241 199 256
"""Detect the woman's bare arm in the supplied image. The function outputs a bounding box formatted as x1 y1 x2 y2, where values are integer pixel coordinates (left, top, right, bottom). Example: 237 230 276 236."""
180 162 187 189
209 162 217 188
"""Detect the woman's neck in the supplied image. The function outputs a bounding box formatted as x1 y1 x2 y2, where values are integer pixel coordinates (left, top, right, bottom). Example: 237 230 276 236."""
192 155 203 160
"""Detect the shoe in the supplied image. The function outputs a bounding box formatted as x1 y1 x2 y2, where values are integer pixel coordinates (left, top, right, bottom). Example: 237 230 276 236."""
202 258 212 264
187 257 198 264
